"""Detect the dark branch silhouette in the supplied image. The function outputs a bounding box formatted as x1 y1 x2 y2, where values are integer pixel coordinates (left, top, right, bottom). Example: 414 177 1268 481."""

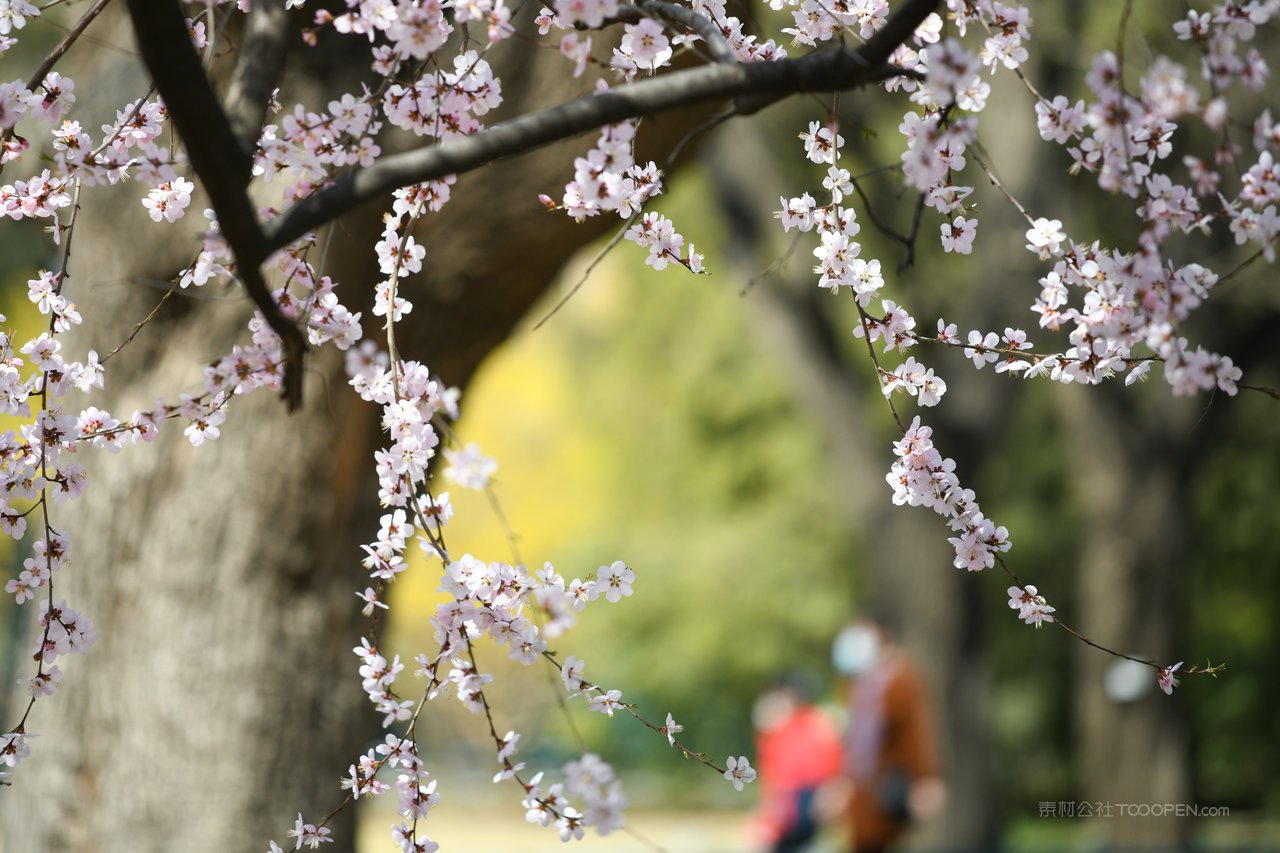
125 0 306 408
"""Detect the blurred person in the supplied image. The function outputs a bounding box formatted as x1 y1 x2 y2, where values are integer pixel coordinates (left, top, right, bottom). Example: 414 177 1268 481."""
831 614 946 853
751 671 845 853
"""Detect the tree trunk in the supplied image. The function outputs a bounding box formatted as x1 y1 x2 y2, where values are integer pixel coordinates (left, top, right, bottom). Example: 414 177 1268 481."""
1059 386 1193 847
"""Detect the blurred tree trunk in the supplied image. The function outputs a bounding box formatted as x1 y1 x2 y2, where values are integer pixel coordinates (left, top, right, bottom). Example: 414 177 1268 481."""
1059 387 1193 846
709 131 1002 848
1 10 707 852
973 26 1197 840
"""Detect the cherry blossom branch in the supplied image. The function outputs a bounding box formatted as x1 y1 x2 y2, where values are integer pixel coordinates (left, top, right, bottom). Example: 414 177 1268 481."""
97 280 179 366
9 181 83 738
86 84 157 160
25 0 115 92
0 0 116 174
854 304 907 433
382 198 427 396
262 0 941 252
124 0 307 409
974 11 1045 102
994 556 1220 678
848 289 1223 681
539 651 724 775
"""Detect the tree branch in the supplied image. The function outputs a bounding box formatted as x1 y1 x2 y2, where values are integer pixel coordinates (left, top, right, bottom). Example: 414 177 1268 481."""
125 0 306 409
262 0 939 252
224 0 290 155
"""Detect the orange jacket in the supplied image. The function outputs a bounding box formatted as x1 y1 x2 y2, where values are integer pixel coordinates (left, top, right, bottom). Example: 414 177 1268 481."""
845 653 939 850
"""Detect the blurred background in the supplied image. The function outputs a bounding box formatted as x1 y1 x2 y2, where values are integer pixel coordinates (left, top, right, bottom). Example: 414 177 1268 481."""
1 2 1279 852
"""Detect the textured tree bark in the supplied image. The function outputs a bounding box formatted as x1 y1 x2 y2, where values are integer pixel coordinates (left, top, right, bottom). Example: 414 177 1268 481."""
0 10 710 852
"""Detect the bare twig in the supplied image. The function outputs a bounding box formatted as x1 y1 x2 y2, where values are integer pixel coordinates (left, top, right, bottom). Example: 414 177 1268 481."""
1216 247 1264 287
533 218 634 330
848 172 915 260
1239 383 1280 400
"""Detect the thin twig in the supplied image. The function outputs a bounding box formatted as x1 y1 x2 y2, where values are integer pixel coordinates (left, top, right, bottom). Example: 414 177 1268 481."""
532 218 634 330
98 280 180 365
853 303 906 433
665 104 734 167
1239 383 1280 400
1216 247 1264 287
739 231 802 296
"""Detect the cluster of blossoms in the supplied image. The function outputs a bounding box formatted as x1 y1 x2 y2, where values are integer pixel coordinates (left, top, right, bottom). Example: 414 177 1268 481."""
0 73 201 233
779 130 890 310
550 121 706 273
258 94 384 203
535 0 786 70
325 193 726 849
840 1 1273 403
521 752 628 841
535 0 790 265
0 194 364 782
559 123 660 222
888 416 1010 572
382 51 503 140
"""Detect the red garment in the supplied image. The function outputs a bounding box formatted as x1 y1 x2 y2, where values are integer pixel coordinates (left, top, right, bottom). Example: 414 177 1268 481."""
754 705 844 844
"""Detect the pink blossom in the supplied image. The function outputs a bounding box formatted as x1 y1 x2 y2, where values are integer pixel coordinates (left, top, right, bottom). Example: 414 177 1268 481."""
1158 662 1183 695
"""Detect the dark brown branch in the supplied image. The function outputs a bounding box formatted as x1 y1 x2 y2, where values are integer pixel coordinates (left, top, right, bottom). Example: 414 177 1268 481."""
26 0 116 92
901 186 927 272
263 0 940 252
125 0 306 409
224 0 290 155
